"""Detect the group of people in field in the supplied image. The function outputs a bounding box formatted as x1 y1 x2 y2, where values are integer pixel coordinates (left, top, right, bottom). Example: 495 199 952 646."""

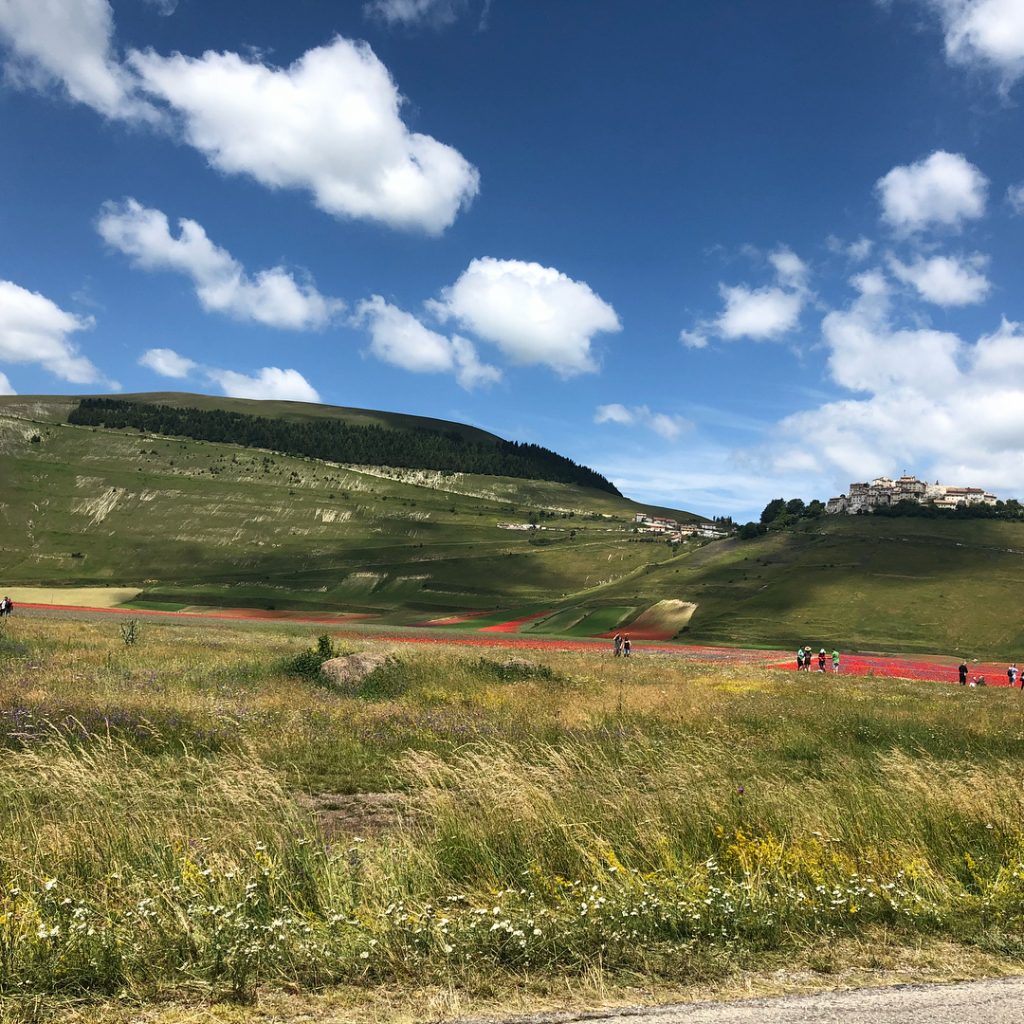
957 661 1024 688
797 645 840 672
0 595 12 617
612 632 631 657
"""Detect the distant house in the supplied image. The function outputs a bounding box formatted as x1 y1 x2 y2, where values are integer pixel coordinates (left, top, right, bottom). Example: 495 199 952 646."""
633 512 679 532
633 511 728 539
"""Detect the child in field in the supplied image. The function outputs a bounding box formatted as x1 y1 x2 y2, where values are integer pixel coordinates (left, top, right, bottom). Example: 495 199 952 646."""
831 649 840 673
796 648 805 671
623 635 631 657
818 648 827 672
1008 664 1019 687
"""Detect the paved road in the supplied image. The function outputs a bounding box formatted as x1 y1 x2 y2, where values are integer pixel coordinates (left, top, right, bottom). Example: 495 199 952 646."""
477 977 1024 1023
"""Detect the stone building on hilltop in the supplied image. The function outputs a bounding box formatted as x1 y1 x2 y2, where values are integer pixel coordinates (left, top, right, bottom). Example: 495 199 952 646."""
826 475 998 514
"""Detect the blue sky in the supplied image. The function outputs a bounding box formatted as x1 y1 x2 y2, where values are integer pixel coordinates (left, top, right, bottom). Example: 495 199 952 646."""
2 0 1024 520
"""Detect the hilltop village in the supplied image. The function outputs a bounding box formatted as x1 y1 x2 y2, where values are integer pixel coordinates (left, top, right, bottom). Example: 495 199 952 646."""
826 475 999 514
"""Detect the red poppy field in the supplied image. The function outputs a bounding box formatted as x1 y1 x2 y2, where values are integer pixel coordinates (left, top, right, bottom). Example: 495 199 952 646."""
479 609 554 632
772 652 1018 687
18 599 1022 687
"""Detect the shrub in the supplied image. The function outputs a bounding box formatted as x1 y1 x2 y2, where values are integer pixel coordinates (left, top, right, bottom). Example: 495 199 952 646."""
474 656 554 683
283 634 338 679
119 618 140 647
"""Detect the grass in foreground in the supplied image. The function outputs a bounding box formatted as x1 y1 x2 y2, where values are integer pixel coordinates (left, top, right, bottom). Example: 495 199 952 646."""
1 615 1023 1020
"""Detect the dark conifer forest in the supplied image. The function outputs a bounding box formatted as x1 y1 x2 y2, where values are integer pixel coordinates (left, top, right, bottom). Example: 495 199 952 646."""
68 398 621 494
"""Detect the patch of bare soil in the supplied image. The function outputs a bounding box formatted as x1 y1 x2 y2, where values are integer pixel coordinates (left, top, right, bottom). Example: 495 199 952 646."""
303 791 418 838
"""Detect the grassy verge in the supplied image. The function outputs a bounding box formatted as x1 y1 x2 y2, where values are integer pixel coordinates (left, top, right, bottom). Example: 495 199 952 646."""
1 616 1023 1019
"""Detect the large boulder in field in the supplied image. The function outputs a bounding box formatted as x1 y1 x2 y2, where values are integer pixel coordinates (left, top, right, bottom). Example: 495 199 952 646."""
320 651 396 692
500 657 536 674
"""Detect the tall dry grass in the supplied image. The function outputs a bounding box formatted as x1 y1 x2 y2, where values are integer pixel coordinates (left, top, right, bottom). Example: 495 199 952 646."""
1 616 1024 1003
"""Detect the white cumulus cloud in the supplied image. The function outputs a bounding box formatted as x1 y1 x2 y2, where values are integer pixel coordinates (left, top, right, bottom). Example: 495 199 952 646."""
137 345 319 402
0 279 106 384
594 403 635 426
767 279 1024 494
0 0 159 121
97 199 342 330
876 151 988 232
138 347 197 378
929 0 1024 89
1008 182 1024 214
888 252 992 306
205 366 320 403
594 403 691 440
0 5 478 232
683 246 810 346
768 247 809 288
430 257 621 376
715 284 804 340
679 329 709 349
0 370 15 394
128 37 480 234
355 295 500 389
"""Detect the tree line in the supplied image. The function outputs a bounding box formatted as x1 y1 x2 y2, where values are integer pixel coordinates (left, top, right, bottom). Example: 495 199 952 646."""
735 493 1024 539
68 398 621 494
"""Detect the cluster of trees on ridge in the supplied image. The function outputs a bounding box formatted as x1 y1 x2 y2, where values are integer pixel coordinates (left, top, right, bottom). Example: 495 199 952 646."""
68 398 622 494
735 493 1024 539
733 498 826 539
870 498 1024 519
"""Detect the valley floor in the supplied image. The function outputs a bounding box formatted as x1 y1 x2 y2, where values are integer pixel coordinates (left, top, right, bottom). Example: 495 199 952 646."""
2 612 1024 1021
15 598 1023 687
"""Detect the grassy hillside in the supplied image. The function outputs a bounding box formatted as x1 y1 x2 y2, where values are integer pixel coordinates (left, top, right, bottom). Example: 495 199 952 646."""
580 514 1024 657
9 395 1020 656
0 398 701 617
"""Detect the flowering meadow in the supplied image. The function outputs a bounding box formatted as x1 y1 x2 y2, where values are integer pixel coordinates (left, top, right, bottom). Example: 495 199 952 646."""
1 615 1024 1018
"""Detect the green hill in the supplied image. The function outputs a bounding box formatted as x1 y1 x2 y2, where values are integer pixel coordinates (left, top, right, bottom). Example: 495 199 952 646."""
0 394 704 618
580 514 1024 657
66 396 620 493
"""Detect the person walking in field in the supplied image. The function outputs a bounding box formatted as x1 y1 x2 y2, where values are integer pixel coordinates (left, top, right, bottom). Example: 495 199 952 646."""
612 633 622 657
0 596 11 617
1010 664 1020 687
803 646 813 671
796 648 805 671
623 634 631 657
818 648 827 672
959 661 968 686
831 649 840 673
